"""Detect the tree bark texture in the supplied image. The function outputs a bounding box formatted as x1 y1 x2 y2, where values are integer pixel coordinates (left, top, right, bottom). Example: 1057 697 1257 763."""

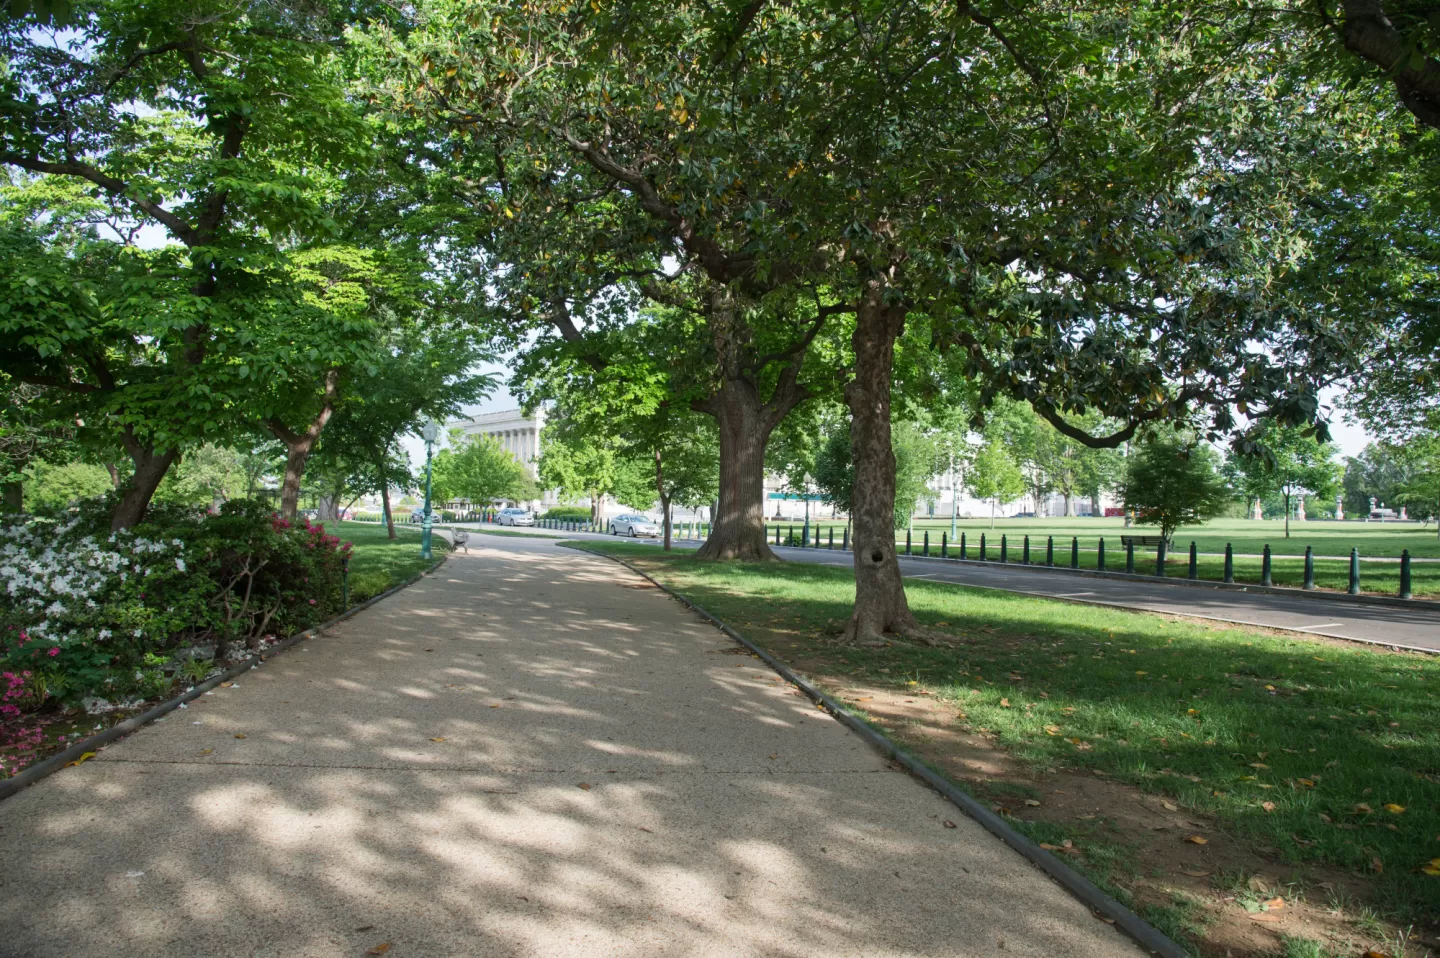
655 448 673 551
695 378 778 560
267 370 339 521
693 286 813 561
111 442 180 530
842 283 923 644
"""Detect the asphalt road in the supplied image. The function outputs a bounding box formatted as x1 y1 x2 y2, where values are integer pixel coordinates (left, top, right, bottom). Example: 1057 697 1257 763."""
468 524 1440 654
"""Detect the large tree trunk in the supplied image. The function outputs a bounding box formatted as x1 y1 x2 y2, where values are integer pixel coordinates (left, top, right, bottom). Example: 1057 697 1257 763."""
655 449 673 551
1064 493 1076 517
267 370 339 521
842 283 924 645
695 378 779 560
111 443 180 530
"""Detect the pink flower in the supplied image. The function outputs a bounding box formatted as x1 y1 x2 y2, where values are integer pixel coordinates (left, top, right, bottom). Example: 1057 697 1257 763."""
47 647 59 657
308 599 317 606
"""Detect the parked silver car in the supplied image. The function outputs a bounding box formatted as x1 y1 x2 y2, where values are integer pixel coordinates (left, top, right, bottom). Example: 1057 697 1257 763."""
496 508 535 526
609 513 660 537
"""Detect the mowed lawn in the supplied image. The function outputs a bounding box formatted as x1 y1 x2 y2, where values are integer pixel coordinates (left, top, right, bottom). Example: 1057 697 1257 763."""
334 520 447 602
749 516 1440 559
573 541 1440 923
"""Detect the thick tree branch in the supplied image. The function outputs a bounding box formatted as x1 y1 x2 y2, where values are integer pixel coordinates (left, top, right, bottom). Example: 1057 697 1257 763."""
0 153 199 244
1339 0 1440 129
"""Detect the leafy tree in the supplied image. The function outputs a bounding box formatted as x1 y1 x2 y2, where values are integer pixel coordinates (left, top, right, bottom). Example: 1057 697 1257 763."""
432 433 532 508
21 459 113 510
966 440 1026 529
0 0 378 527
813 429 855 518
892 422 941 532
1226 422 1343 537
1119 435 1233 544
153 445 253 508
1342 442 1421 518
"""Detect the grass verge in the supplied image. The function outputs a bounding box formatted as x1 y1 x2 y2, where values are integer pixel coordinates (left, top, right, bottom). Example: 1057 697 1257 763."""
335 520 449 601
570 540 1440 954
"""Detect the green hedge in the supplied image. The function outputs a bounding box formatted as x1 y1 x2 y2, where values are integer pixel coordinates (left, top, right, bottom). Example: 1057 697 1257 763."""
542 506 592 521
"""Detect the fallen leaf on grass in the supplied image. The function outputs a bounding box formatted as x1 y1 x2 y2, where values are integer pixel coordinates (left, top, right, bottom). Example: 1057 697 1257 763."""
1024 799 1041 807
1039 840 1080 857
1248 762 1269 769
1355 803 1373 814
367 944 392 956
1161 800 1178 811
1371 855 1384 874
490 704 501 709
1383 803 1405 814
1261 897 1284 910
429 737 446 743
1261 801 1276 812
577 783 592 791
219 681 233 688
65 751 97 767
999 698 1010 708
1044 725 1061 735
1183 835 1208 845
1363 951 1393 958
233 733 246 739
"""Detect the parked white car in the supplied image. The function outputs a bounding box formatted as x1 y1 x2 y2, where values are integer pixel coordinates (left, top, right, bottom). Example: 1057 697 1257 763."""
608 514 660 537
496 508 535 527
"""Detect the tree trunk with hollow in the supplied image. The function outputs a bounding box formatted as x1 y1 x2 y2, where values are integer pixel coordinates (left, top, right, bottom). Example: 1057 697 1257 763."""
843 283 923 644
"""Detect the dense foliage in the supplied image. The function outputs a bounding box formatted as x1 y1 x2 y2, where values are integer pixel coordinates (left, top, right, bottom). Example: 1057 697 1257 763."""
0 500 349 773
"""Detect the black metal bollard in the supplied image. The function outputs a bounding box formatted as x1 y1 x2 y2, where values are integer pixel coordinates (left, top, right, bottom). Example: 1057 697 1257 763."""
828 528 834 549
960 532 967 560
1126 540 1135 575
1046 535 1054 566
1261 545 1273 587
843 526 850 551
789 525 795 546
941 532 948 558
1303 546 1315 590
1400 549 1412 599
1071 537 1079 569
980 534 987 561
1156 540 1166 577
1348 548 1360 595
1224 544 1234 583
1001 534 1008 563
1097 537 1106 572
906 529 912 555
1023 535 1030 564
1188 541 1198 580
923 531 930 556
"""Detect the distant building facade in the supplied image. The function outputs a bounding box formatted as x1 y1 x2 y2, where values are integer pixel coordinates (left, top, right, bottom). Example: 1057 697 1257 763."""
447 408 558 508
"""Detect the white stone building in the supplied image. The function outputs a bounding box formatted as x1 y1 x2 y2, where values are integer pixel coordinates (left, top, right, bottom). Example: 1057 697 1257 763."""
447 408 558 508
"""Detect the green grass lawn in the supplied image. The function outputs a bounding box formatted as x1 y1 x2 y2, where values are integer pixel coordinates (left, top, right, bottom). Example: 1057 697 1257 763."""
570 540 1440 924
334 520 447 602
744 516 1440 560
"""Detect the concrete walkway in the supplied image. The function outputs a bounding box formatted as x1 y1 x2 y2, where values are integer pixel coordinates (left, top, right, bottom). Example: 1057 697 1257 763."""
0 537 1140 958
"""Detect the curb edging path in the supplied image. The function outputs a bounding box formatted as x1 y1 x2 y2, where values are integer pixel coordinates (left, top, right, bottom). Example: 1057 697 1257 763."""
578 546 1187 958
0 557 446 803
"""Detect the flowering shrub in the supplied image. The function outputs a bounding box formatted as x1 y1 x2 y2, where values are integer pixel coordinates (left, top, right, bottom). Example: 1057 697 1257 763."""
0 499 350 774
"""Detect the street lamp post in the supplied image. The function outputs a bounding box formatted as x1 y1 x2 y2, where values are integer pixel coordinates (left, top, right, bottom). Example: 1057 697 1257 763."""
420 421 439 560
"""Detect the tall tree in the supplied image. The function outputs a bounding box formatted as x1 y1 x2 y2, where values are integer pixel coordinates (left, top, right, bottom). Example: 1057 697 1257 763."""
1120 433 1233 544
0 0 376 527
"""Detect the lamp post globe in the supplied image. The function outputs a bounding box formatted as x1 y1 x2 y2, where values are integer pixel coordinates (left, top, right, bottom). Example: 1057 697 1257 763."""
420 421 439 560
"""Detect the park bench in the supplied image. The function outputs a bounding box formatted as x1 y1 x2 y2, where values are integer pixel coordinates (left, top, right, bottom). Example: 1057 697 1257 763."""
1119 534 1171 551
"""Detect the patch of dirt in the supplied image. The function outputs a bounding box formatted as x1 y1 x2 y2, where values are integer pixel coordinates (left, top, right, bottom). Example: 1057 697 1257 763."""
772 644 1435 958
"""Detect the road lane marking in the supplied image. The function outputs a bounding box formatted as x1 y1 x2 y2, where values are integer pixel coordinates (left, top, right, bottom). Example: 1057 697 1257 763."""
1056 592 1097 597
1289 622 1342 632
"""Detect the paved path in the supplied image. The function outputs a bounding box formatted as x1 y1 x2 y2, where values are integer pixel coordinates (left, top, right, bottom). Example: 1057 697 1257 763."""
474 526 1440 653
0 537 1139 958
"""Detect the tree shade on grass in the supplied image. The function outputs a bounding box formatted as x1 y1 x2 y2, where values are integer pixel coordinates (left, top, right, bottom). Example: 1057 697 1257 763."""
571 540 1439 926
335 521 446 602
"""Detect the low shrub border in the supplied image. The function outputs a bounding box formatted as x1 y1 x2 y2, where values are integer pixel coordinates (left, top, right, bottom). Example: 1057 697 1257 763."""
0 554 445 803
574 544 1187 958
